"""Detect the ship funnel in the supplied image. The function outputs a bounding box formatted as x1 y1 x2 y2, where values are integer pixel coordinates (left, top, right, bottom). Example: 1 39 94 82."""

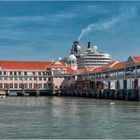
71 40 80 54
87 42 91 48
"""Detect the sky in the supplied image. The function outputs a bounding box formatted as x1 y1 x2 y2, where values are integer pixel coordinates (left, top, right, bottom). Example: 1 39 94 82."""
0 1 140 62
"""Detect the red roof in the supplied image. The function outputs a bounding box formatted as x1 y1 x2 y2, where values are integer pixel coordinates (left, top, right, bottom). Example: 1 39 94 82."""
90 61 126 74
85 66 95 71
77 69 85 74
102 61 118 69
92 67 103 73
50 62 66 67
67 66 76 74
0 60 53 70
132 56 140 63
112 62 126 69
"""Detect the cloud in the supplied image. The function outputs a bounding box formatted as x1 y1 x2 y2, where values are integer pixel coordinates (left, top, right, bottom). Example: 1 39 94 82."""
0 12 77 25
78 7 137 41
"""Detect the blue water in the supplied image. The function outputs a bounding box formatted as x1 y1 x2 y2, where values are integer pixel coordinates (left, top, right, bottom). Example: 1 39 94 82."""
0 96 140 139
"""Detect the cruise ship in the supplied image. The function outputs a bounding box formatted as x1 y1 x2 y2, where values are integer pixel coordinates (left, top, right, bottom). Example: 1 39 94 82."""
62 41 112 69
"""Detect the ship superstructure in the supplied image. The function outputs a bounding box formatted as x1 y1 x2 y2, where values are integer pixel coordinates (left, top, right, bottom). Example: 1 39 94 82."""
62 41 112 69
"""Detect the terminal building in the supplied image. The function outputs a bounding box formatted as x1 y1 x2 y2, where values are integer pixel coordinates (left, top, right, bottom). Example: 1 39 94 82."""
0 60 77 95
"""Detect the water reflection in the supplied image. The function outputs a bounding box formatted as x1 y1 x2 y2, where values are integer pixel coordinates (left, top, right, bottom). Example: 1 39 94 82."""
0 97 140 139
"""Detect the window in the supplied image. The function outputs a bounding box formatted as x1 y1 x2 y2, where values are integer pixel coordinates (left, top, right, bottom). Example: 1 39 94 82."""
24 77 28 80
34 77 37 80
14 71 17 75
18 71 21 75
14 83 18 89
44 83 47 88
3 71 6 75
68 77 71 80
32 72 35 75
19 83 23 88
39 83 42 88
0 83 3 88
34 83 37 88
24 72 27 76
10 71 13 75
0 71 2 75
10 83 13 88
19 77 22 81
4 77 7 80
43 72 46 75
29 77 32 80
29 83 32 89
15 77 18 80
44 77 46 81
10 77 13 80
4 83 7 88
38 72 41 75
48 77 51 81
24 83 28 89
39 77 42 81
0 77 2 80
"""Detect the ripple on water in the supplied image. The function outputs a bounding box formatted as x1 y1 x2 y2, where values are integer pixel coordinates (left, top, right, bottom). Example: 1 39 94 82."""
0 97 140 139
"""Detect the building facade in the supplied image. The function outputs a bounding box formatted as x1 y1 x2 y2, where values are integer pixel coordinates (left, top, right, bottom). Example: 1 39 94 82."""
0 61 76 95
0 55 140 97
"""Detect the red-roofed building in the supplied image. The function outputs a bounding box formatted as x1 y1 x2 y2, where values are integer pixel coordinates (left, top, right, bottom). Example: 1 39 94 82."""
1 55 140 95
0 60 53 70
0 60 78 95
131 56 140 63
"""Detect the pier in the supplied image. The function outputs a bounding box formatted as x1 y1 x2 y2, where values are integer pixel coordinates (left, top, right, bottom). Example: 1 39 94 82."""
59 56 140 101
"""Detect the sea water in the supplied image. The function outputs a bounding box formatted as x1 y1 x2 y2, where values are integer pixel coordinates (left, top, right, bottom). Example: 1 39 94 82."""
0 96 140 139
